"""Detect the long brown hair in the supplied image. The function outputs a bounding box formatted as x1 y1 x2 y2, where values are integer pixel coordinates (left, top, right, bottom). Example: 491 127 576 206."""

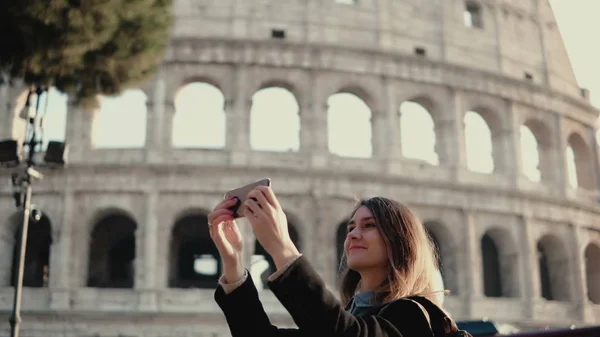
338 197 441 307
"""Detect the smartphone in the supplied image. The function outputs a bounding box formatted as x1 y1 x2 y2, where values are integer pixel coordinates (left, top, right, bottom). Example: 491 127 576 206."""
224 178 271 218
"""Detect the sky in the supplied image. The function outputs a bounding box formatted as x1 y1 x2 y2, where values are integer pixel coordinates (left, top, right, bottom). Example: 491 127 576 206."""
549 0 600 108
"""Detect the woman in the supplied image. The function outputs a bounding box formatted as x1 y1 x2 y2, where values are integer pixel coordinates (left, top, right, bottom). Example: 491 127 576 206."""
207 186 462 337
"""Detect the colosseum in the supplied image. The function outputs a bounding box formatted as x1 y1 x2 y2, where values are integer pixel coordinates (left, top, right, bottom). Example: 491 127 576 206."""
1 0 599 336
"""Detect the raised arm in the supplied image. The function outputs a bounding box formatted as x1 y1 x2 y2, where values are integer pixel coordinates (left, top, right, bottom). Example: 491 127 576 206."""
214 271 302 337
267 256 434 337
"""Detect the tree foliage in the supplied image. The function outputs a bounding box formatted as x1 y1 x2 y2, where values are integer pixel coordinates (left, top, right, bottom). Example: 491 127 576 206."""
0 0 173 108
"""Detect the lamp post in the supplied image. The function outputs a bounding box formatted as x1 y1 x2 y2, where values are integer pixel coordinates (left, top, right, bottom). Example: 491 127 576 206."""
0 86 68 337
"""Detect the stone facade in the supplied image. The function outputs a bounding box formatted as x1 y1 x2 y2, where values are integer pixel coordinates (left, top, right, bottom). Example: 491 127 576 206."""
1 0 600 336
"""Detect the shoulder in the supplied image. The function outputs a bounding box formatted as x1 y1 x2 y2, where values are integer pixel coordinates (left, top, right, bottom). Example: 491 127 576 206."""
377 298 433 337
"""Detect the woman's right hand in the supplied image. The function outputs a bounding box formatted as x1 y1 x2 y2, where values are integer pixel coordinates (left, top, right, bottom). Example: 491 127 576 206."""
208 197 244 281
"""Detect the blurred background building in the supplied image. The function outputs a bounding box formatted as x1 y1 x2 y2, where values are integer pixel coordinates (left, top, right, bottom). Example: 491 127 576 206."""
0 0 599 336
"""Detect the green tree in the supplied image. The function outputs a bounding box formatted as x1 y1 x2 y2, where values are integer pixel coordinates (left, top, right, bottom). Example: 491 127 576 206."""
0 0 173 108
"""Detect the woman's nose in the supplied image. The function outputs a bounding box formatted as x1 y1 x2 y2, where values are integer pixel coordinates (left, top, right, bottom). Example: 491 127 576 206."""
347 228 361 239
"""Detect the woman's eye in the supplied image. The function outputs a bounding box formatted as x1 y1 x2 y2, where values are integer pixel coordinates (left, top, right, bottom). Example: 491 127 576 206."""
365 223 376 228
347 226 355 233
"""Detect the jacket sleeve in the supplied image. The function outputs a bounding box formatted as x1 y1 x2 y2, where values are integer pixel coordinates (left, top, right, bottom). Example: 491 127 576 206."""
214 271 303 337
267 256 434 337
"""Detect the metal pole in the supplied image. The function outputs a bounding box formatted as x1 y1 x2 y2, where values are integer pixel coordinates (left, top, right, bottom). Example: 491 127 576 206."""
8 85 43 337
9 180 32 337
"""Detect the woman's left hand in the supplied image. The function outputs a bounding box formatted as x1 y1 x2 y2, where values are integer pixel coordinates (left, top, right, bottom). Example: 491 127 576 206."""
243 186 301 269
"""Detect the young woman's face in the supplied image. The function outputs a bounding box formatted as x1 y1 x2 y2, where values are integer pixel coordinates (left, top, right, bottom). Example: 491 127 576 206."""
344 206 389 272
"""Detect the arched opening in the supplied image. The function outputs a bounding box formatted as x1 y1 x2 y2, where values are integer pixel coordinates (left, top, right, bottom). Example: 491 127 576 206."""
464 1 483 28
327 92 372 158
10 213 53 287
250 86 300 152
424 221 458 295
172 82 226 149
464 111 494 174
92 89 148 148
584 243 600 304
537 241 553 300
481 234 502 297
87 212 137 288
251 215 301 291
169 211 219 288
566 133 595 190
480 228 520 298
537 235 571 301
400 101 439 165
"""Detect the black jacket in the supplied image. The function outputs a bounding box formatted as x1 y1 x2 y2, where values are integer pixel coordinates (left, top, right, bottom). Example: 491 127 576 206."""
214 256 438 337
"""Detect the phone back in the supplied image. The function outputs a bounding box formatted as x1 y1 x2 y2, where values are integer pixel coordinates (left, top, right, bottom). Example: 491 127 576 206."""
224 178 271 218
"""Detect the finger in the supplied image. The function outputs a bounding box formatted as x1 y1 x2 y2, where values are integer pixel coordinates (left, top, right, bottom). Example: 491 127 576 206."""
208 209 233 223
255 186 280 209
249 189 272 214
247 189 266 209
244 198 263 217
243 208 257 224
214 197 239 211
211 214 234 228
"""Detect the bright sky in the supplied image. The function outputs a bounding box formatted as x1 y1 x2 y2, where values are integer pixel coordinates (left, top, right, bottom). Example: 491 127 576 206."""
549 0 600 108
33 1 594 190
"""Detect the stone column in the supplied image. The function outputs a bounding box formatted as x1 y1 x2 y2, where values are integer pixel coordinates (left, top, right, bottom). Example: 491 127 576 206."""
568 223 589 322
498 101 521 187
371 109 387 162
462 210 483 316
145 73 166 163
553 115 569 196
588 126 600 197
383 77 401 162
138 189 159 311
436 89 466 177
65 101 96 163
227 66 251 165
303 71 329 168
0 83 26 141
49 190 73 309
518 216 538 320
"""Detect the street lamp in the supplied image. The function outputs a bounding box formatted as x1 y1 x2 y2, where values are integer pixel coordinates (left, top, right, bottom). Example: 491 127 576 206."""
0 86 69 337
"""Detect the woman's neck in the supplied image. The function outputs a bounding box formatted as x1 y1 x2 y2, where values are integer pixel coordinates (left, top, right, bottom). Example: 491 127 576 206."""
357 269 387 292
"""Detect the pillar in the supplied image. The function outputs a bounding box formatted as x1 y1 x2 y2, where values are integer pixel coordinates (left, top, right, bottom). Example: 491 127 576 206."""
227 66 251 165
436 89 466 177
49 190 73 310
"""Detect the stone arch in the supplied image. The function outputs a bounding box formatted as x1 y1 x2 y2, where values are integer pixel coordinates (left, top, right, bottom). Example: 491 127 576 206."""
87 209 137 288
464 108 501 174
480 227 520 298
584 242 600 304
251 210 302 290
6 212 53 288
169 209 218 288
536 234 571 301
521 119 552 182
424 220 459 295
327 91 373 158
400 99 439 165
172 81 226 149
250 85 300 152
566 132 596 190
92 89 148 148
